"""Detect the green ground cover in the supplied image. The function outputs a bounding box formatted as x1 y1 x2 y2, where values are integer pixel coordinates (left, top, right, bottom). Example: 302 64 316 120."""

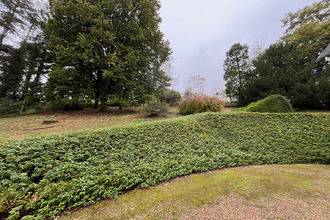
0 112 329 218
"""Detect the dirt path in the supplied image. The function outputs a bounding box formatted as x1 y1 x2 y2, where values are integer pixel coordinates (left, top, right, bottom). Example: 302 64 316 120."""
60 164 330 220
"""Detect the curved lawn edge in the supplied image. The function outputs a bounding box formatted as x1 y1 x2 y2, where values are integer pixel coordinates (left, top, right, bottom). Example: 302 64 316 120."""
0 112 329 218
59 164 330 220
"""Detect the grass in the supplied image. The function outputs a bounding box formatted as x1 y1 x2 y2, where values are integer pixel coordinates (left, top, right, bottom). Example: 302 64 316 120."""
1 111 329 218
60 164 330 219
0 107 180 143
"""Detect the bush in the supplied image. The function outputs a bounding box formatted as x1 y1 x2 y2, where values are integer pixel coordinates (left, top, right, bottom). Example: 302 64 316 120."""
179 94 224 115
237 94 294 113
158 88 181 106
0 112 329 218
48 99 94 111
139 96 169 116
106 96 137 107
0 98 22 115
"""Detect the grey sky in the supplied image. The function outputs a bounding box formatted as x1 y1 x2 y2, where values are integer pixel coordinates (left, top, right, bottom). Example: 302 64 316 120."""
159 0 317 94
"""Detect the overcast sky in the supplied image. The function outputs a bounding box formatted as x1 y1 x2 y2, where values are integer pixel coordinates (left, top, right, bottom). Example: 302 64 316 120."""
159 0 317 94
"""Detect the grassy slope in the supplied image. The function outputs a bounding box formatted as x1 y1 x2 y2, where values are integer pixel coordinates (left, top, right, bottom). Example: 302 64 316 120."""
60 164 330 220
0 108 179 143
1 112 329 218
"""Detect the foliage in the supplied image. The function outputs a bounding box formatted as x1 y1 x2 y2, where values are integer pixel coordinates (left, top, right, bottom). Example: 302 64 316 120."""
223 43 250 106
236 94 294 113
0 0 35 48
0 98 22 115
223 1 330 110
247 42 330 109
0 47 25 100
0 98 44 116
158 87 181 106
44 0 171 111
179 94 224 115
0 112 329 218
282 0 330 53
0 40 57 113
106 96 137 108
139 96 169 116
0 0 51 113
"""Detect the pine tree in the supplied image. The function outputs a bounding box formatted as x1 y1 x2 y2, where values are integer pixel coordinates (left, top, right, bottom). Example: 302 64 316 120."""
223 43 250 106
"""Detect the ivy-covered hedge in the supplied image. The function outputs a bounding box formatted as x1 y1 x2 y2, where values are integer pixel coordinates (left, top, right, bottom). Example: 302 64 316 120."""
1 112 329 219
237 94 294 113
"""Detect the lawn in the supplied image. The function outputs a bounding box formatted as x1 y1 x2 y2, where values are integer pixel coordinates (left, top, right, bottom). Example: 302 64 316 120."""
0 107 180 143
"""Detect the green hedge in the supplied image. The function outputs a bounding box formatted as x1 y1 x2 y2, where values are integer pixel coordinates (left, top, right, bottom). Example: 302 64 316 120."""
0 112 329 218
237 94 294 113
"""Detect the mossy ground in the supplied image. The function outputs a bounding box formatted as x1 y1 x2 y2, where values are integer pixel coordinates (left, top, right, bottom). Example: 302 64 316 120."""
60 164 330 220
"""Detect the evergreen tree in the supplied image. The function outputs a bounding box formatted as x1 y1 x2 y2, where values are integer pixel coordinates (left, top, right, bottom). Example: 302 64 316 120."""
223 43 250 106
19 38 52 111
0 0 51 114
0 46 24 99
225 1 330 110
246 42 329 109
45 0 171 111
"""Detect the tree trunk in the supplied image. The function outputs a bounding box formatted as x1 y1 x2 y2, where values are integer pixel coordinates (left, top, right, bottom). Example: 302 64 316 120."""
93 99 99 109
99 75 111 112
94 70 102 109
100 95 106 112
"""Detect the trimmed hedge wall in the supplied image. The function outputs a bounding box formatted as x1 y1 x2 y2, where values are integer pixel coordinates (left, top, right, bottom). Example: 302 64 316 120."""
0 112 329 218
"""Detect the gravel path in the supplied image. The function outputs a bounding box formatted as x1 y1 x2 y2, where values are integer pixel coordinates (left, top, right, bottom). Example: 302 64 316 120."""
176 195 330 220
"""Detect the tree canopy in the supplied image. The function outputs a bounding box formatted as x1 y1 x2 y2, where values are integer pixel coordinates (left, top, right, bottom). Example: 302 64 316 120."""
45 0 171 111
282 0 330 53
223 43 250 106
223 0 330 109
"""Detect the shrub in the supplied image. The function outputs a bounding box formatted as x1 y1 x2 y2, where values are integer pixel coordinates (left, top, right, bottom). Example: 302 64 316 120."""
0 112 329 218
179 94 224 115
237 94 294 113
158 88 181 106
139 96 169 116
0 98 22 115
48 99 94 111
106 96 137 107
